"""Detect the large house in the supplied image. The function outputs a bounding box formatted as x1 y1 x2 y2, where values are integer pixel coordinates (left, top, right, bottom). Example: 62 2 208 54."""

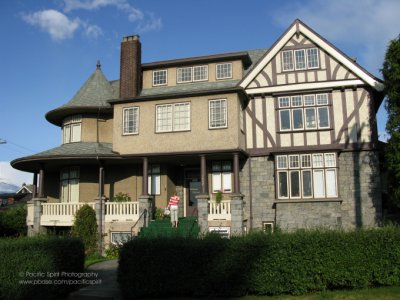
12 19 383 245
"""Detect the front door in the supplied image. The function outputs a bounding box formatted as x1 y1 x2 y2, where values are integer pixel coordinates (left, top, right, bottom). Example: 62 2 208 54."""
185 170 201 217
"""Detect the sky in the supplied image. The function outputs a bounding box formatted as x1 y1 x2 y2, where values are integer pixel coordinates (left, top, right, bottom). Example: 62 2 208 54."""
0 0 399 187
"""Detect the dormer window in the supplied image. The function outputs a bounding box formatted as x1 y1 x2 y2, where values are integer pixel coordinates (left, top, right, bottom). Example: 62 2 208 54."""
216 63 232 79
153 70 167 86
177 65 208 83
282 47 319 71
62 115 81 144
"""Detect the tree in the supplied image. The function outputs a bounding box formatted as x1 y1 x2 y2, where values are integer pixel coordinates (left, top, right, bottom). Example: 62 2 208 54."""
71 204 98 255
382 34 400 207
0 205 27 237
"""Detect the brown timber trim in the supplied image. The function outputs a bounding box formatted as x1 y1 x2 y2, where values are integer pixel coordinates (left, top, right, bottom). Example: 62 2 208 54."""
275 97 281 147
325 50 332 81
332 63 341 81
272 57 277 85
328 92 336 143
260 70 273 86
353 89 361 142
251 98 257 149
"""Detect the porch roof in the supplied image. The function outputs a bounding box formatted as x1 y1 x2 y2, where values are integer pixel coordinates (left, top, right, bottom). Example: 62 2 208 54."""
11 142 119 172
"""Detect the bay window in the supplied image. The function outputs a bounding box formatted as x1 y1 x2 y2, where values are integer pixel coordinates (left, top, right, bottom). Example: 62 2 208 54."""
276 153 338 199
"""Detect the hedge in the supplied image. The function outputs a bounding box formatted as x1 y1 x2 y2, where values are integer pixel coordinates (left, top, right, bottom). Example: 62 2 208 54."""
0 205 27 237
118 227 400 298
0 236 84 300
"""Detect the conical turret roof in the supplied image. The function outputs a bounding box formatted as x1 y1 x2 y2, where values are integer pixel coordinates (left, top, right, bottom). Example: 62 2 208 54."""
46 63 118 126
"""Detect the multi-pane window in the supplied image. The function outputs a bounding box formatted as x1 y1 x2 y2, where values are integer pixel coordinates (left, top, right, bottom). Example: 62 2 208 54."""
193 65 208 81
177 65 208 83
177 67 192 83
111 232 132 245
278 94 329 131
156 102 190 132
276 153 338 199
282 48 319 71
62 115 81 144
212 161 232 193
148 164 160 195
153 69 167 86
123 107 139 135
60 167 79 203
216 63 232 79
209 99 227 129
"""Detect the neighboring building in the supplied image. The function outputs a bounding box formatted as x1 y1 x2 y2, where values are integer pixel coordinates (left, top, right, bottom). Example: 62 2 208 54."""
12 20 383 245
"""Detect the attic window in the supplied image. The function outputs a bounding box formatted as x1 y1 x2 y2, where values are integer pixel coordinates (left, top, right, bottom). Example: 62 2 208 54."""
282 48 319 71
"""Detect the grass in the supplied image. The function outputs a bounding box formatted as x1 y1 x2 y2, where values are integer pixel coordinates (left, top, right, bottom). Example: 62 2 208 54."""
238 286 400 299
84 252 110 268
151 286 400 300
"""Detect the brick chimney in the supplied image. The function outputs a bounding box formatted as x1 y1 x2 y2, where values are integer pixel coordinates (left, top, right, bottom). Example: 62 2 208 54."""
119 35 141 99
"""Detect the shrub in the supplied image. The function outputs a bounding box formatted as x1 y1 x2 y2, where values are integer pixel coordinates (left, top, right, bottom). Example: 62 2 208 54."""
0 236 84 300
118 227 400 298
71 204 97 255
0 205 27 237
111 192 131 202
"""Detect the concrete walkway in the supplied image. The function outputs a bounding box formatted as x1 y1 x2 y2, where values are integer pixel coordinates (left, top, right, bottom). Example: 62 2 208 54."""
68 259 120 300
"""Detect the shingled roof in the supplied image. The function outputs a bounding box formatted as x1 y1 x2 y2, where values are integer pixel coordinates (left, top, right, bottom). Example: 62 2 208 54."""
46 63 117 126
11 142 118 172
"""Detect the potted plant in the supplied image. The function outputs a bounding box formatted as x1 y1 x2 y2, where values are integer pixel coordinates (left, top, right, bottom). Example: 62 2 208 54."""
215 190 223 205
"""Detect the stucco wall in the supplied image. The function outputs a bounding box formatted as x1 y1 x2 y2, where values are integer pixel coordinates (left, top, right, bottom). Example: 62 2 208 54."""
142 60 243 89
113 93 245 154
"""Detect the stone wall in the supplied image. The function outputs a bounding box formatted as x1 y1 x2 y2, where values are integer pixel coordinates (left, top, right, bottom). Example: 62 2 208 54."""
240 150 382 231
338 150 382 228
240 156 275 230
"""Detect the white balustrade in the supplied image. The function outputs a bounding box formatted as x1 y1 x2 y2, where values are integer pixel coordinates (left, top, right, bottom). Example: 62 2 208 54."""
208 200 231 220
105 202 139 222
40 201 139 226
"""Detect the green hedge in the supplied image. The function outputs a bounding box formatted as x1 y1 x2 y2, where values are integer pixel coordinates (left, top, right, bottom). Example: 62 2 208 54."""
0 236 84 300
118 227 400 298
0 205 27 237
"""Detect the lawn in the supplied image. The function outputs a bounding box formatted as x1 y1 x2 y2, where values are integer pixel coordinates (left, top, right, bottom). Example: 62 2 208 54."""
238 286 400 300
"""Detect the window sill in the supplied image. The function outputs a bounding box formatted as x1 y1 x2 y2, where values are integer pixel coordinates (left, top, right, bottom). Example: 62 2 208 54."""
274 198 342 204
277 128 332 134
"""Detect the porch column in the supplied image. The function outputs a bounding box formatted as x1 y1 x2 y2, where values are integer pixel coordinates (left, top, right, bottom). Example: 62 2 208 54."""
138 157 152 231
142 157 149 196
96 164 105 254
38 165 45 198
32 173 38 198
31 198 47 236
200 154 208 194
233 152 240 194
231 152 244 236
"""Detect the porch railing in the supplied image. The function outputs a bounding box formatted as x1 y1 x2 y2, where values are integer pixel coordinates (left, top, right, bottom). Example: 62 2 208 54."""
41 202 96 226
39 202 139 226
208 200 231 220
105 202 139 222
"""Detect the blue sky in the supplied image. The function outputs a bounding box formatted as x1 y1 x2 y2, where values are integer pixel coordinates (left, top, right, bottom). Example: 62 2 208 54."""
1 0 399 186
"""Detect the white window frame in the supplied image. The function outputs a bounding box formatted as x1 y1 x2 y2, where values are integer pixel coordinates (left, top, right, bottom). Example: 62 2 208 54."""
282 50 294 71
111 232 132 245
307 48 320 69
294 49 306 70
209 99 228 129
156 102 191 133
153 69 167 86
177 67 192 83
211 161 232 193
216 63 232 80
276 153 338 199
148 164 161 195
62 115 82 144
281 47 319 72
122 107 139 135
60 167 80 203
278 93 330 131
193 65 208 82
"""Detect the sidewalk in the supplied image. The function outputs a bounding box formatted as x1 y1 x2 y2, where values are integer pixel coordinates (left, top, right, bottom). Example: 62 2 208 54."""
68 259 120 300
